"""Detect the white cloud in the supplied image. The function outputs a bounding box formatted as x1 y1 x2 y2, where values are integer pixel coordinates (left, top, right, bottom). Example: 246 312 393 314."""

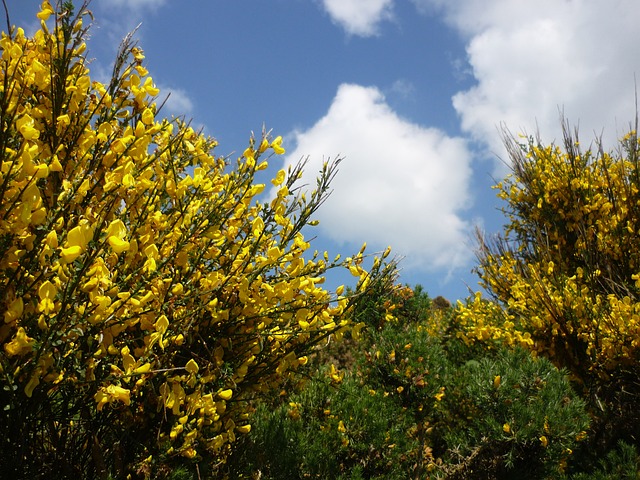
389 79 416 99
157 85 194 118
414 0 640 170
280 83 474 272
320 0 394 37
98 0 166 11
92 0 166 48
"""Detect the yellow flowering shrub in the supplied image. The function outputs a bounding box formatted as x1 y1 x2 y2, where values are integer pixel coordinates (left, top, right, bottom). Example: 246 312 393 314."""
0 3 396 477
456 123 640 441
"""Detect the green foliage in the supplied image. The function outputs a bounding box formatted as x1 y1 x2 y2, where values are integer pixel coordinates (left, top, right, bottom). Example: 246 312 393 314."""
566 442 640 480
438 348 589 479
227 367 421 479
227 286 590 479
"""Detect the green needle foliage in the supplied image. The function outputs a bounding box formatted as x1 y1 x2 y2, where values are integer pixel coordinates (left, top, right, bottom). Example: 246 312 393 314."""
227 286 590 479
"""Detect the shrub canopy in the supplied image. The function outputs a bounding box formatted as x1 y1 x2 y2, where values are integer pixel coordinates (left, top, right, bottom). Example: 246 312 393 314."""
0 2 395 477
456 121 640 450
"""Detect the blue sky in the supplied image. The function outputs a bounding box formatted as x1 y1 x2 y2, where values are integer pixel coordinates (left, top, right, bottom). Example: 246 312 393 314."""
9 0 640 301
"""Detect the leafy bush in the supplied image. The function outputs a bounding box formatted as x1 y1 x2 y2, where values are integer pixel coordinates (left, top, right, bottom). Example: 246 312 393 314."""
456 121 640 455
566 442 640 480
228 286 590 479
0 3 396 478
437 348 589 479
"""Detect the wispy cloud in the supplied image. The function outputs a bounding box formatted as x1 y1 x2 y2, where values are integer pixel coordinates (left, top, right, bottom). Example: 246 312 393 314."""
388 79 416 99
280 83 474 272
88 2 194 122
157 85 194 118
96 0 167 12
320 0 395 37
91 0 165 49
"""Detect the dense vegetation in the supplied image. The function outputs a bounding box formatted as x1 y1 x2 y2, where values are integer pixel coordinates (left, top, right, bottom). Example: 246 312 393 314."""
0 3 395 477
2 2 640 479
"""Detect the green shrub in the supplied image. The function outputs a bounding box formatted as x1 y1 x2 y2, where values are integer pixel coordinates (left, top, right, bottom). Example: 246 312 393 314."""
566 442 640 480
227 286 590 479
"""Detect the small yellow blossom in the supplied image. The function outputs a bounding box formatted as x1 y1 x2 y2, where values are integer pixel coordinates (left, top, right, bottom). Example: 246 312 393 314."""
108 236 130 253
38 280 57 315
329 364 344 383
237 424 251 434
185 359 199 374
4 327 36 356
218 389 233 401
60 245 82 263
4 298 24 324
36 1 54 21
16 115 40 140
94 385 131 411
271 169 286 186
271 136 285 154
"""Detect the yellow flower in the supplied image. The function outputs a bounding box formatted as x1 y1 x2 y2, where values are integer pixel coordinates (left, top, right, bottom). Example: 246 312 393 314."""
60 245 82 263
57 114 70 127
24 371 41 397
329 364 344 383
142 77 159 96
106 219 127 238
4 298 24 324
503 423 511 434
16 115 40 140
108 236 130 253
185 359 199 374
45 230 58 248
141 107 154 125
493 375 501 388
132 47 145 62
271 136 285 155
134 363 152 374
61 225 90 263
271 169 286 186
539 435 548 447
4 327 36 356
36 1 54 21
38 280 57 315
94 385 131 411
236 424 251 434
218 389 233 401
144 244 159 272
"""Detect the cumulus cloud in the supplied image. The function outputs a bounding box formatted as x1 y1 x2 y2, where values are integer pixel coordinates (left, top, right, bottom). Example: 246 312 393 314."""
280 83 473 272
413 0 640 169
320 0 394 37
